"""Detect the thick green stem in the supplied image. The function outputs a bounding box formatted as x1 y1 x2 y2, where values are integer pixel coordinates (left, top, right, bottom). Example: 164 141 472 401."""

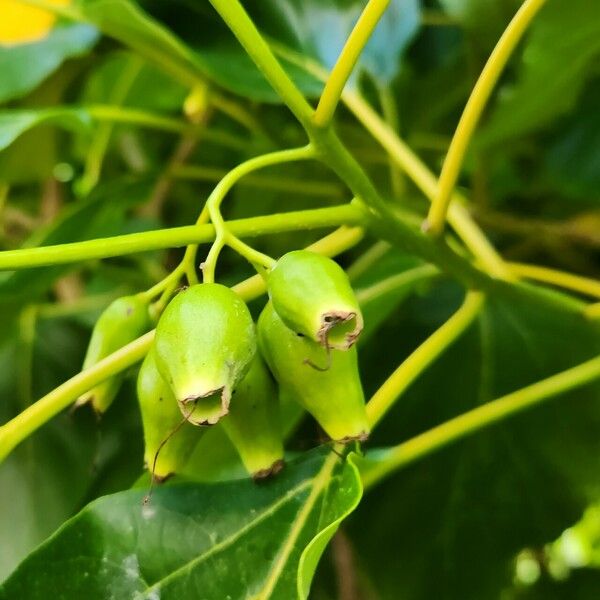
207 0 315 128
362 353 600 490
0 204 363 270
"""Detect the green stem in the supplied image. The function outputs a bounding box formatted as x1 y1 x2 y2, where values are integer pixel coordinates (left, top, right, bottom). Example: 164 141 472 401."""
426 0 548 236
362 353 600 490
171 165 343 198
207 0 315 128
508 262 600 300
0 226 364 463
355 264 439 306
313 0 390 127
189 0 507 290
376 82 404 197
78 57 144 196
0 332 154 463
366 290 485 427
86 105 245 150
342 91 511 279
346 240 391 280
202 145 316 282
266 42 509 279
0 204 363 270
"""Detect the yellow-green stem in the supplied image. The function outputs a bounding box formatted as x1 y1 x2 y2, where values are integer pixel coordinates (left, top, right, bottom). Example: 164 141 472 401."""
313 0 390 127
509 262 600 300
363 353 600 490
202 145 316 282
343 91 511 279
0 332 155 463
425 0 548 236
366 290 485 427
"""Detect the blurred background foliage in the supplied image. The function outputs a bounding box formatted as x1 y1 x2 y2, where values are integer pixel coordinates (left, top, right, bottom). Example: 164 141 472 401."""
0 0 599 598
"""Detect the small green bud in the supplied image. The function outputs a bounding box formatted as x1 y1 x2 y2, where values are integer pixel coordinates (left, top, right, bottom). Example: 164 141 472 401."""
154 283 256 426
221 354 285 480
77 295 150 414
137 347 202 481
267 250 363 350
258 302 369 442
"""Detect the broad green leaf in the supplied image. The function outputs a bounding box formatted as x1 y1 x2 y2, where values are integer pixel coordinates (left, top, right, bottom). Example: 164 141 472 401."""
0 107 91 152
348 281 600 599
0 448 362 599
80 50 187 112
0 24 99 103
36 0 322 101
541 85 600 203
478 0 600 144
0 322 144 580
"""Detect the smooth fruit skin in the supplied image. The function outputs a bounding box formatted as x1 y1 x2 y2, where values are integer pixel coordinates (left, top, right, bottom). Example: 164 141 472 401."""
137 347 202 481
154 283 256 426
258 302 369 442
267 250 363 350
77 295 150 414
221 354 284 479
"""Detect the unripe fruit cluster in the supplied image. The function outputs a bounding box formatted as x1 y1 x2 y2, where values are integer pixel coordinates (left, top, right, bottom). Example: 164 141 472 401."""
82 252 369 482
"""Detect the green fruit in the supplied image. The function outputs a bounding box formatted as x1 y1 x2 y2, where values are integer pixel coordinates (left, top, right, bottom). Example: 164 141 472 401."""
77 295 150 414
258 302 369 442
267 250 363 350
154 283 256 426
137 347 203 481
221 354 284 480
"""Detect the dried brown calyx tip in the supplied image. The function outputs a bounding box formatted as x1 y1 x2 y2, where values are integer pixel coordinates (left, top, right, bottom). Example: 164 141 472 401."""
252 459 286 482
317 311 362 350
180 386 231 426
335 431 370 444
151 471 174 485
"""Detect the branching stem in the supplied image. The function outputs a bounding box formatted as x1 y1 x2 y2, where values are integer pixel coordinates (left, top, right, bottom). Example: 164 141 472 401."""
202 145 316 282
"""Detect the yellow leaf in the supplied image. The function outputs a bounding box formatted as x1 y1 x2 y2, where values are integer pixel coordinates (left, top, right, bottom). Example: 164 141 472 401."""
0 0 70 46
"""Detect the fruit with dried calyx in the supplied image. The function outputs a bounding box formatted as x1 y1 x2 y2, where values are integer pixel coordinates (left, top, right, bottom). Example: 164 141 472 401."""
154 283 256 425
258 302 369 442
137 346 203 481
221 354 285 480
267 250 363 350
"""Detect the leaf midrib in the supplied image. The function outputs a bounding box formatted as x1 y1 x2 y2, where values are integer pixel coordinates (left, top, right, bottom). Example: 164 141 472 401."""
144 477 314 594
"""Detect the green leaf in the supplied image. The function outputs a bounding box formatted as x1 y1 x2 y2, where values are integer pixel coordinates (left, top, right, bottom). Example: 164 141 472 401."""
0 24 99 103
48 0 322 101
80 50 187 112
0 107 91 152
349 281 600 599
0 323 144 580
478 0 600 144
0 448 362 599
